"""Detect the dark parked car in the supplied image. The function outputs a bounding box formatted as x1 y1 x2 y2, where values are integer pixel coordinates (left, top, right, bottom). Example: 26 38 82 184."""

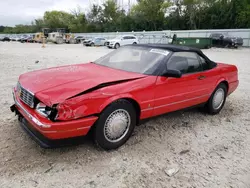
20 36 34 43
210 33 243 48
83 38 93 46
0 36 10 42
17 35 29 42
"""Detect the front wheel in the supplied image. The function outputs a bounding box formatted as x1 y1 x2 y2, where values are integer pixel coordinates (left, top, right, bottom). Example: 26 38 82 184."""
206 83 227 115
93 100 136 150
114 43 120 49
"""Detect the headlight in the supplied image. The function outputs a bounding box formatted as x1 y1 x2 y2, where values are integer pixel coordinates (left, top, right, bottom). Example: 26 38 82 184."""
36 102 51 117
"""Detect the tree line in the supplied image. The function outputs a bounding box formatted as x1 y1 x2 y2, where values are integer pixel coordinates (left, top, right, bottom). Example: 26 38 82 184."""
1 0 250 34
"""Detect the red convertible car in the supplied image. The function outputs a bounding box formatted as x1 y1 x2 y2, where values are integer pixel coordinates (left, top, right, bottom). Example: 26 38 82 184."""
10 44 239 150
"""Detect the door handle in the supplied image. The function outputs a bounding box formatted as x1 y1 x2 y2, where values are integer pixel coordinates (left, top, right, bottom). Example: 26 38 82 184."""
198 75 206 80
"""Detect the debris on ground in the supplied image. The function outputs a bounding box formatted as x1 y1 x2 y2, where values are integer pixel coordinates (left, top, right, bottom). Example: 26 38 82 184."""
179 149 190 155
164 166 180 177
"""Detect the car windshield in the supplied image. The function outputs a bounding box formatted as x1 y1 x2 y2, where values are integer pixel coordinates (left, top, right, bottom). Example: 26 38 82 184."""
93 46 170 75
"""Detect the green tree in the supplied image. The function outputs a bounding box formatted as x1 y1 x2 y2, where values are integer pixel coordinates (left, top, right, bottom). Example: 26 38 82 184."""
86 4 103 32
131 0 170 30
69 7 87 32
43 10 74 30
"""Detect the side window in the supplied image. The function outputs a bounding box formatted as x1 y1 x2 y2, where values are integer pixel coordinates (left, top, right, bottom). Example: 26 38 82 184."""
123 36 129 40
199 56 209 70
167 52 202 74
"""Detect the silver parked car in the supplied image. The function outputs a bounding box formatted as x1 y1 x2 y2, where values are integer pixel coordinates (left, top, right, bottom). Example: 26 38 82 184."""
83 37 108 46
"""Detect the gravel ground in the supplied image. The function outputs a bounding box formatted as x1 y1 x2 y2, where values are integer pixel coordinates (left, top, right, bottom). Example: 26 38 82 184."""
0 42 249 188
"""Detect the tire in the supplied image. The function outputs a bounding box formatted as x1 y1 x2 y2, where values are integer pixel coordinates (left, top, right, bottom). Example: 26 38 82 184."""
69 38 76 44
114 43 120 49
56 38 63 44
133 42 137 45
91 43 94 47
93 99 137 150
206 83 227 115
104 42 108 46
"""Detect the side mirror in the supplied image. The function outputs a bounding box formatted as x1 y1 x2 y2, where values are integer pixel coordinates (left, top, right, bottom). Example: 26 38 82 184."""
162 69 182 78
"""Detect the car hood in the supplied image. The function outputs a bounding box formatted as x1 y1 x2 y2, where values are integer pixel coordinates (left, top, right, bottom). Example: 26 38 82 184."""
108 39 119 43
19 63 145 106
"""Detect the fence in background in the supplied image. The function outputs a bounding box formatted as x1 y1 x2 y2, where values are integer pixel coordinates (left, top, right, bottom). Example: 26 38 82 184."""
2 29 250 47
169 29 250 47
74 30 172 44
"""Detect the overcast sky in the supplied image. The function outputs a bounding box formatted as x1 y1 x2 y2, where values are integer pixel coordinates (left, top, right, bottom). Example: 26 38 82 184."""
0 0 135 26
0 0 92 26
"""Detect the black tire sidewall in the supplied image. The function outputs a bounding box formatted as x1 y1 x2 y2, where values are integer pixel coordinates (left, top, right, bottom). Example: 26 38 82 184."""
94 100 136 150
207 83 227 114
115 43 120 49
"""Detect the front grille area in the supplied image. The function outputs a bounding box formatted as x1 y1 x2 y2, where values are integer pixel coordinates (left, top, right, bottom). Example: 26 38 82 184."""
17 82 35 108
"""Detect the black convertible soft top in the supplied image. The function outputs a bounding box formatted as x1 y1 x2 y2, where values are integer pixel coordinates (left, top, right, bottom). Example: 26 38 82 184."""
129 43 217 69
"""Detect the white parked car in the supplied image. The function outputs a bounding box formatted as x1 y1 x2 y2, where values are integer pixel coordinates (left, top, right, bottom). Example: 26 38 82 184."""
107 35 139 49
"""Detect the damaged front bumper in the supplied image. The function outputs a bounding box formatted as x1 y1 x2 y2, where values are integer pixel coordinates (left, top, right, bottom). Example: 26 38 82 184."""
10 89 98 148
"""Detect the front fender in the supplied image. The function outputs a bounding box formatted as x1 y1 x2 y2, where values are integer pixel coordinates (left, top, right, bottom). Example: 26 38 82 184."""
98 93 140 112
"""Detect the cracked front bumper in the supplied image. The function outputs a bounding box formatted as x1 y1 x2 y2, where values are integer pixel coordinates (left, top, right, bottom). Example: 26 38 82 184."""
11 88 98 147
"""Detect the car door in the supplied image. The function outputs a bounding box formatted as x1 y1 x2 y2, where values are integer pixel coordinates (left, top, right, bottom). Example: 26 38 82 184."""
126 36 133 44
153 52 213 116
121 36 129 46
130 36 137 44
101 38 106 45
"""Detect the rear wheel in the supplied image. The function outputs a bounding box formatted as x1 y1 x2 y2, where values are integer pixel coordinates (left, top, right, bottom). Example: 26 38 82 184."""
93 100 136 150
206 83 227 115
133 42 137 45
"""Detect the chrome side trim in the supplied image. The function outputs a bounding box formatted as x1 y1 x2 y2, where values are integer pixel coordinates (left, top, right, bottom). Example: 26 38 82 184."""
141 94 210 112
13 90 51 128
141 89 209 104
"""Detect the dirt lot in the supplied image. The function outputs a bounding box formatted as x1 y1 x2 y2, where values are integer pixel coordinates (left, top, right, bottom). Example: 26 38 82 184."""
0 42 249 188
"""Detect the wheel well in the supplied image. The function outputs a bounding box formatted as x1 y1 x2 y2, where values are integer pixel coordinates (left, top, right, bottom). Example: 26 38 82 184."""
88 98 141 135
123 98 141 125
220 81 229 92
